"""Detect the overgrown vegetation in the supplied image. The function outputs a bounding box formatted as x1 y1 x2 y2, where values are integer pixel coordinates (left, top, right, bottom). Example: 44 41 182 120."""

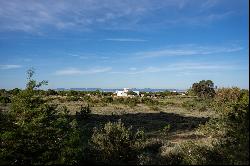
0 70 248 165
89 120 145 164
1 69 83 165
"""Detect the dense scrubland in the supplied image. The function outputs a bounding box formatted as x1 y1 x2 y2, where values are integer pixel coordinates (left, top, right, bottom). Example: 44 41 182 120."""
1 70 249 165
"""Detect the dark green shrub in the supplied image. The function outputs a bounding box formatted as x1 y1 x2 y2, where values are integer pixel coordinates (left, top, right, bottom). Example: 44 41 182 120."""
66 96 81 101
9 88 21 95
141 97 159 106
192 80 215 99
0 96 11 104
83 95 92 102
101 96 113 103
127 91 138 96
150 106 160 111
89 120 145 164
0 69 83 165
46 89 58 96
182 99 211 111
198 88 249 164
113 97 125 104
162 141 226 165
76 105 91 120
125 97 139 107
182 100 196 110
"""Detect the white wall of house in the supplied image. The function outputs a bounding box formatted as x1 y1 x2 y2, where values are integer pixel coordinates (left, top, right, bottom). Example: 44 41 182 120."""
116 90 128 96
115 88 140 97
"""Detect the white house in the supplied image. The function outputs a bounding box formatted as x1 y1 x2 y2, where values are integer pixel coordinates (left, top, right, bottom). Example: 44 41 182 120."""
115 88 139 97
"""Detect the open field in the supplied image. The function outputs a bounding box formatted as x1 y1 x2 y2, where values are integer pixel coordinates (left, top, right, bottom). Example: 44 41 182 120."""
27 95 217 152
0 94 214 146
1 87 248 165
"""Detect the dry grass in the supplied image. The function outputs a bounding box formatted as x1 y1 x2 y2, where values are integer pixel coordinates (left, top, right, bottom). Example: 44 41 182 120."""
2 95 214 147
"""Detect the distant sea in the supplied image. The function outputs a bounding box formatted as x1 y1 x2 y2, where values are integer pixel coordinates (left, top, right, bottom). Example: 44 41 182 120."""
54 88 187 93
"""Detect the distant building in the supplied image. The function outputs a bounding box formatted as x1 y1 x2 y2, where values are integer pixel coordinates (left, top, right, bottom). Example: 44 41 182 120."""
115 88 139 97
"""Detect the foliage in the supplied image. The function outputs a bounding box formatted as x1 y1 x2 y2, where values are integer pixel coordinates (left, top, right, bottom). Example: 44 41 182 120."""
46 89 58 96
0 96 11 105
76 105 91 120
198 87 249 164
127 91 138 96
150 105 160 111
67 90 79 96
9 88 21 96
141 97 159 106
101 96 113 103
186 88 196 96
0 69 83 165
182 99 212 111
66 96 81 102
192 80 215 99
112 97 140 107
162 141 227 165
89 120 145 164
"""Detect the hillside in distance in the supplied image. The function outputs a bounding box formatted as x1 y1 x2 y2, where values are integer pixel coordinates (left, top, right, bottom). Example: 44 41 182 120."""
55 88 187 93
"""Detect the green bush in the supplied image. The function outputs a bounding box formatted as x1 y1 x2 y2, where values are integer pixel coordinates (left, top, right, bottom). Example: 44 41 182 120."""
89 120 145 164
113 97 140 107
150 105 160 111
46 89 58 96
182 100 196 110
198 88 249 164
101 96 113 103
76 105 91 120
141 97 159 106
66 96 81 102
0 96 11 104
182 99 211 111
192 80 215 99
162 141 226 165
113 97 125 104
126 97 140 107
0 69 83 165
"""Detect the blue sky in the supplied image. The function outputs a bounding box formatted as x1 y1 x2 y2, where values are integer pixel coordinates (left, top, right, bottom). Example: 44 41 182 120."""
0 0 249 90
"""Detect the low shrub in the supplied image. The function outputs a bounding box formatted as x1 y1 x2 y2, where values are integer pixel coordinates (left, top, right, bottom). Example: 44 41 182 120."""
101 96 113 103
66 96 81 102
161 141 226 165
0 96 11 105
141 97 159 106
76 105 91 120
182 99 211 111
150 106 160 111
89 120 145 164
197 88 249 164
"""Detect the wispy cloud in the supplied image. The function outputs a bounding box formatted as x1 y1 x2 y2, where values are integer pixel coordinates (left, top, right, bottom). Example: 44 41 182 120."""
110 62 244 75
69 53 109 60
135 44 243 58
0 0 243 33
104 38 147 42
55 67 112 76
0 64 22 69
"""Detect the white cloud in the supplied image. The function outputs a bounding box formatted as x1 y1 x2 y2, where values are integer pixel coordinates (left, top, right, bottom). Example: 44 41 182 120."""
55 67 112 76
0 0 241 33
0 64 22 69
69 53 110 60
110 62 243 75
135 44 243 58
